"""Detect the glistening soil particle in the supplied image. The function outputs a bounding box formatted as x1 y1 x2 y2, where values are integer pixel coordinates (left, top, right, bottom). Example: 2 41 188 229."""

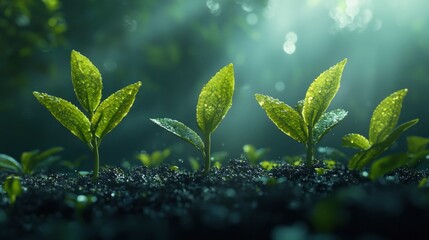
1 159 429 239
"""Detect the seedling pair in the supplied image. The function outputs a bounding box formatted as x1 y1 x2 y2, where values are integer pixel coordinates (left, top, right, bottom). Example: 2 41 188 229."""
34 50 141 180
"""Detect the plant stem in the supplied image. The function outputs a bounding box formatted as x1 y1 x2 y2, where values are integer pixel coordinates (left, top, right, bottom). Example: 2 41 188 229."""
203 133 211 174
306 126 314 166
92 137 100 181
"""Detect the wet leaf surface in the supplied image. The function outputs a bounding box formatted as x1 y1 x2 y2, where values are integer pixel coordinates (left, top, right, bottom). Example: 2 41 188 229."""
92 82 141 139
303 59 347 127
369 89 407 144
33 92 92 144
70 50 103 112
150 118 204 152
255 94 307 143
197 64 234 136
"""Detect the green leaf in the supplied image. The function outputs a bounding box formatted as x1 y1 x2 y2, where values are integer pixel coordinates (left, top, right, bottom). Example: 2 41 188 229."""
3 176 23 204
313 109 348 144
369 153 409 180
70 50 103 112
136 148 171 168
196 63 235 136
0 154 22 172
407 136 429 154
255 94 307 143
21 147 63 174
33 92 92 145
348 119 419 170
303 59 347 127
150 118 204 153
369 89 407 144
408 149 429 168
20 150 39 174
342 133 370 150
92 81 141 139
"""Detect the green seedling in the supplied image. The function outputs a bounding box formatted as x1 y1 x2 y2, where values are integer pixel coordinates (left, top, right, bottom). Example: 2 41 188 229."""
259 161 279 171
136 148 171 168
243 144 269 165
365 135 429 180
33 50 141 180
283 155 304 166
151 64 234 174
188 156 200 172
3 175 23 205
342 89 419 178
256 59 348 166
0 147 63 175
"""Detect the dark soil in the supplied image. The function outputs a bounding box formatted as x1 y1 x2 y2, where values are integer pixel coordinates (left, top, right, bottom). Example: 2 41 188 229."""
1 159 429 240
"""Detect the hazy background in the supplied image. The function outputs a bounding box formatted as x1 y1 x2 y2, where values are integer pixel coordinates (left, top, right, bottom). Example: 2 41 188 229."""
1 0 428 169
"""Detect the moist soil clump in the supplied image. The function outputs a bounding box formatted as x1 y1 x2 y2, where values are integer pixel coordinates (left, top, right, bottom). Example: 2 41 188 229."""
1 159 429 239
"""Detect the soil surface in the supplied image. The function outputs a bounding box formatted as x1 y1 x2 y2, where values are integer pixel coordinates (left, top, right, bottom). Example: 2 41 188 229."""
1 159 429 239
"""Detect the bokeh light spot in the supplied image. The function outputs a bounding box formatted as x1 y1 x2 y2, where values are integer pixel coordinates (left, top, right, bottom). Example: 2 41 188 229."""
275 81 286 92
206 0 221 15
246 13 258 25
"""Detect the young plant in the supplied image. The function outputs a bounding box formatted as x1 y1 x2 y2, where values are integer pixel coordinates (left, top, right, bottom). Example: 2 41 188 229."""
255 59 348 166
2 175 23 205
243 144 269 165
368 136 429 180
151 64 234 174
136 148 171 168
0 147 63 175
342 89 419 176
33 50 141 180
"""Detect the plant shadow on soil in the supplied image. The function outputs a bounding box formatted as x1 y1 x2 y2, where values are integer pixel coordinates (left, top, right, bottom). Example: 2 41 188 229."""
1 159 429 239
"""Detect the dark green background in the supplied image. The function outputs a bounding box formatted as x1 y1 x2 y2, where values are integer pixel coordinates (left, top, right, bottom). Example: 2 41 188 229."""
1 0 428 169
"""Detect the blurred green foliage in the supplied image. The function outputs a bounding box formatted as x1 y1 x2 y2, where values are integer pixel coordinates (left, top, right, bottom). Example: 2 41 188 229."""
0 0 66 110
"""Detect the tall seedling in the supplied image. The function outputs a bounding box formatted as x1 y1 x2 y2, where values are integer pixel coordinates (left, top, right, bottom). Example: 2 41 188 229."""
256 59 348 166
34 50 141 180
151 64 234 174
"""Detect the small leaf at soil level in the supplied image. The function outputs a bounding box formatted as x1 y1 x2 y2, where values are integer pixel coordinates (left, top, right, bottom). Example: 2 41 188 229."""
255 94 307 143
150 118 204 152
33 92 92 145
407 136 429 154
303 59 347 127
0 154 22 172
197 63 234 136
348 119 419 170
369 89 407 145
342 133 370 150
70 50 102 112
92 81 141 139
369 153 409 180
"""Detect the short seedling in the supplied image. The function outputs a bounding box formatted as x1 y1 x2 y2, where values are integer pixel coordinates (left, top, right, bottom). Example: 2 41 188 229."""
342 89 419 179
151 64 234 174
33 50 141 180
2 175 23 205
256 59 348 166
0 147 63 175
243 144 269 165
136 148 171 168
